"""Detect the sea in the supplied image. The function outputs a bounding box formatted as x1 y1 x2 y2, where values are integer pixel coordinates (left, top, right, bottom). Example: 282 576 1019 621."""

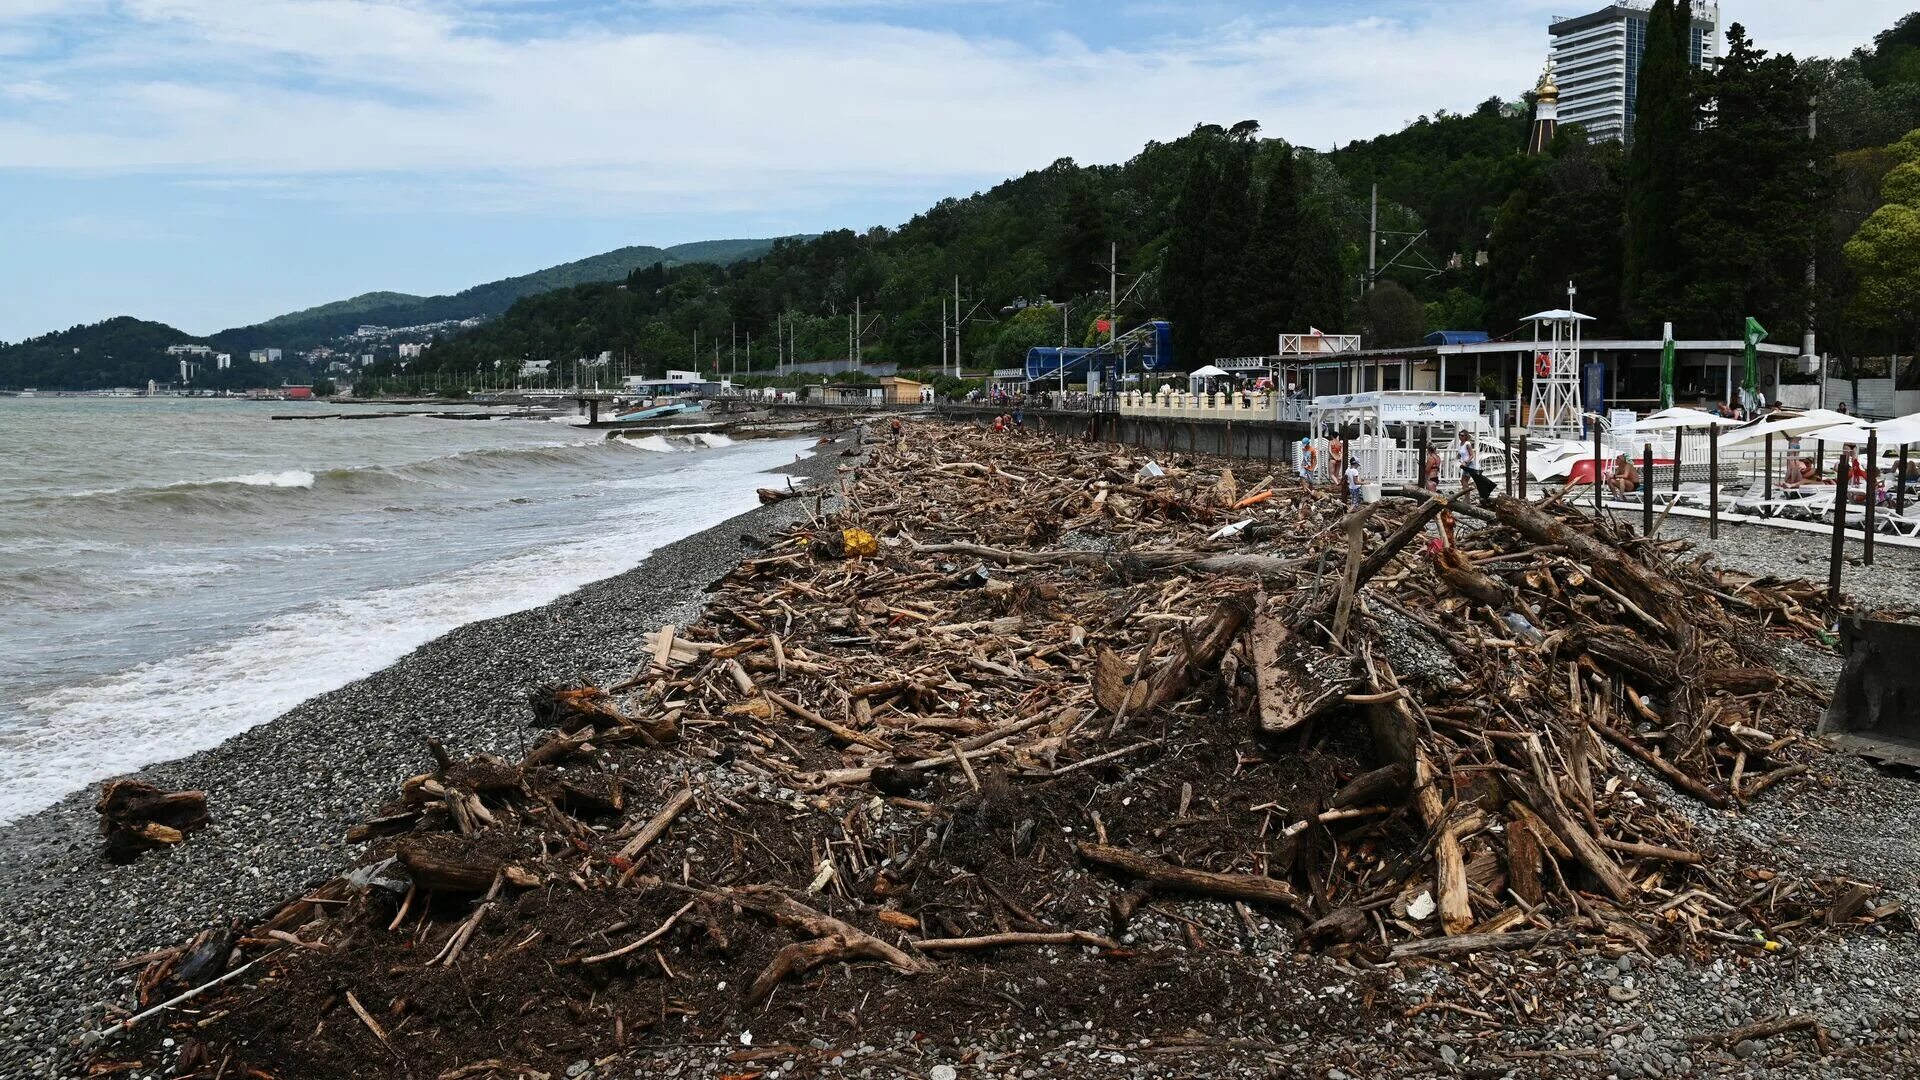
0 397 808 823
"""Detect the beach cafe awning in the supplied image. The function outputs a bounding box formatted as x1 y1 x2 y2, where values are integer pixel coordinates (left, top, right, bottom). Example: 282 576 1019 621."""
1188 365 1230 378
1521 309 1598 322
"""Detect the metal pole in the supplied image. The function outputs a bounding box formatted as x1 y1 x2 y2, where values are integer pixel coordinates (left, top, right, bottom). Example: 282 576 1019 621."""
1899 443 1910 515
1865 429 1879 566
1503 409 1514 498
1765 431 1774 500
954 276 962 374
1518 431 1528 501
1829 463 1848 610
1673 428 1683 495
1642 444 1654 536
1708 423 1720 540
1367 182 1378 293
1593 419 1603 514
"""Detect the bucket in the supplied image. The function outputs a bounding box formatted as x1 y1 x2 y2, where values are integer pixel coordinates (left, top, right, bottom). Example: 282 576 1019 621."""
1360 481 1382 504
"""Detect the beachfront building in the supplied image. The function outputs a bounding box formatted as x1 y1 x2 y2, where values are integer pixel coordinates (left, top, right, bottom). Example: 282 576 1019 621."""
1548 0 1719 144
1236 331 1798 422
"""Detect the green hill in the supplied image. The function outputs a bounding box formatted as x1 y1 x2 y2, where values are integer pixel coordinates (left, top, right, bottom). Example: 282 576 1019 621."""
211 238 787 352
0 238 788 390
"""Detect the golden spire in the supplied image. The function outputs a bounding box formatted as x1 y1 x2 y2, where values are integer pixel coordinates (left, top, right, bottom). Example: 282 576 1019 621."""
1535 58 1560 103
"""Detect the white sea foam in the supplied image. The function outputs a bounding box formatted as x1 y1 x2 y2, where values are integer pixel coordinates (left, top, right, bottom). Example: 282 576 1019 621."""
218 469 317 488
0 437 809 823
693 433 735 448
621 435 678 453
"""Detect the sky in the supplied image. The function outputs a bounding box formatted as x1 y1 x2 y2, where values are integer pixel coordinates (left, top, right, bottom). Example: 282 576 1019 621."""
0 0 1911 340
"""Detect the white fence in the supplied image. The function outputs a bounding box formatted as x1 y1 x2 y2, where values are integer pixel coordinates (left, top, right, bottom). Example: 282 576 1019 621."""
1821 377 1920 419
1118 388 1278 420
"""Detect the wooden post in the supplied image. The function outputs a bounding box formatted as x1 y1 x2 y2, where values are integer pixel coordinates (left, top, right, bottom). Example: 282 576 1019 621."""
1503 409 1514 498
1764 431 1774 500
1708 423 1720 540
1641 444 1654 537
1672 427 1683 495
1418 428 1430 492
1816 439 1825 478
1865 430 1879 566
1900 443 1911 516
1829 465 1848 610
1593 420 1603 514
1518 431 1528 501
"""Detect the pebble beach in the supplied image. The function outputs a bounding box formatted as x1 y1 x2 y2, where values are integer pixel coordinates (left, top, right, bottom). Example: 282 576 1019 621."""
0 431 847 1078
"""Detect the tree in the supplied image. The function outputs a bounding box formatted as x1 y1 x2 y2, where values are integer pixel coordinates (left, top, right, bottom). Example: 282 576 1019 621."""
1054 179 1109 299
1354 281 1427 347
1845 133 1920 348
312 378 338 397
1197 130 1257 362
1485 133 1626 334
989 303 1071 370
1673 24 1823 339
1228 148 1302 355
1161 142 1218 372
1623 0 1694 325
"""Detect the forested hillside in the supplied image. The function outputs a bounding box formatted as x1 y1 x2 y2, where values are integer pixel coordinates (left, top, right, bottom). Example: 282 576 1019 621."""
0 238 784 389
18 8 1920 394
388 9 1920 392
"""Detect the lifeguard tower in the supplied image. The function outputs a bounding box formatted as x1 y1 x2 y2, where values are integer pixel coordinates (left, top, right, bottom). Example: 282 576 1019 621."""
1523 295 1593 438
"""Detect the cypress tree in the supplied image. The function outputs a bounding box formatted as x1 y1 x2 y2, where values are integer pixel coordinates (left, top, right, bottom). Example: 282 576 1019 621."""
1230 148 1303 355
1162 144 1219 369
1623 0 1694 326
1199 136 1256 362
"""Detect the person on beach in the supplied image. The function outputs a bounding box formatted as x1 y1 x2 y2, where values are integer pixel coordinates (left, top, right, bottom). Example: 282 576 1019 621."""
1608 453 1639 496
991 414 1008 433
1344 455 1362 509
1424 444 1442 493
1456 430 1480 497
1299 438 1319 485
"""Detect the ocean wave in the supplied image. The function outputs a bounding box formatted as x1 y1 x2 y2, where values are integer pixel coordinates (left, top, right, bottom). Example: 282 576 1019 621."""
4 438 672 520
0 435 813 823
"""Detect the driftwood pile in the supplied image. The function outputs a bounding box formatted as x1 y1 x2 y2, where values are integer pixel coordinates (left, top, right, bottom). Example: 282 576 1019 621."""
96 419 1899 1078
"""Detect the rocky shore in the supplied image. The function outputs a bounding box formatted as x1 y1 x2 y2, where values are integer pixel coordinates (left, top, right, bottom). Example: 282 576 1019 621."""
0 429 848 1078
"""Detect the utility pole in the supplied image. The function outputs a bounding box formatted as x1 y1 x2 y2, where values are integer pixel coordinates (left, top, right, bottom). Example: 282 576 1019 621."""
1060 302 1070 398
730 321 737 384
1109 241 1119 395
855 297 862 369
954 275 962 374
1367 182 1379 297
1802 101 1818 390
746 330 751 382
940 297 949 377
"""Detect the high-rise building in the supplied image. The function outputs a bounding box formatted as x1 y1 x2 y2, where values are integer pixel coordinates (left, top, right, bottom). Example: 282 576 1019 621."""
1548 1 1720 144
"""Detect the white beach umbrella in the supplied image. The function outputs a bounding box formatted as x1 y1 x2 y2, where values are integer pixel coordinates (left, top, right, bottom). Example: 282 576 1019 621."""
1871 412 1920 447
1188 365 1230 378
1802 422 1878 446
1629 406 1735 431
1716 408 1855 448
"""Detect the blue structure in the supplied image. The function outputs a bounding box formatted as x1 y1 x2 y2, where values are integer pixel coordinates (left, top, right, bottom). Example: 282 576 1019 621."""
1423 330 1491 347
1024 320 1173 383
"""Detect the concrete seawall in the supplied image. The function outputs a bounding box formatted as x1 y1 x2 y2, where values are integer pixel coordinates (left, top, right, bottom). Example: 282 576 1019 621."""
937 404 1311 465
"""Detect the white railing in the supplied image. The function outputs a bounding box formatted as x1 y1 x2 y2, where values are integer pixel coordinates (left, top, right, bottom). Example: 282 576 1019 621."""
1118 388 1276 420
1298 436 1458 486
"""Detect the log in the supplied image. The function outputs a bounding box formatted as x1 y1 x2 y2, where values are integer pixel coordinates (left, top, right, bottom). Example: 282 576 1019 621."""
1388 928 1573 961
1590 721 1730 808
96 781 210 863
1093 596 1252 717
1328 763 1410 810
1507 816 1544 907
1250 600 1359 735
911 541 1303 582
722 884 932 1003
396 843 503 894
910 930 1118 952
615 787 695 871
1075 842 1309 915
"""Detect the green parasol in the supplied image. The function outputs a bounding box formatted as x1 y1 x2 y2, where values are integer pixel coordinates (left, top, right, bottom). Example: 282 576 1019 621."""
1659 322 1675 410
1742 317 1767 403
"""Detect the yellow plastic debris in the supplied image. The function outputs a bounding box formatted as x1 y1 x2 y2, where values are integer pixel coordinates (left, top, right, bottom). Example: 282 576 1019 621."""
841 527 879 558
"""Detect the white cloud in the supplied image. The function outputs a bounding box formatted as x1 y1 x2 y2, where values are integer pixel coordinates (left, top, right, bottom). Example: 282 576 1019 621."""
0 0 1905 218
